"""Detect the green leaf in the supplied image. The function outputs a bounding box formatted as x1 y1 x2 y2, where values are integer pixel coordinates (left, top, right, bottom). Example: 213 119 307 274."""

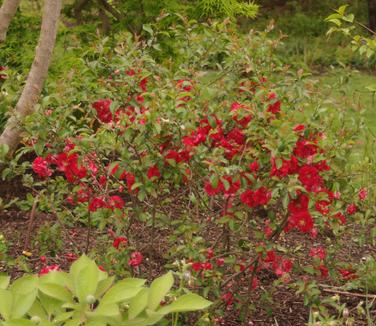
0 289 12 320
88 303 120 318
11 290 37 319
38 283 73 303
101 279 144 305
4 320 35 326
52 311 74 323
70 256 100 302
158 293 212 314
337 5 348 15
0 276 10 290
147 272 174 311
128 288 149 320
95 276 115 298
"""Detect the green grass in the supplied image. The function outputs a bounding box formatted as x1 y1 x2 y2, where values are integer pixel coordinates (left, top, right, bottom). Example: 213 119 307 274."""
318 68 376 134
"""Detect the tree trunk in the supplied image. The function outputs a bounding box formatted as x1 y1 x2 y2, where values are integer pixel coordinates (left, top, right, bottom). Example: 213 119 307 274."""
0 0 62 155
0 0 22 43
368 0 376 31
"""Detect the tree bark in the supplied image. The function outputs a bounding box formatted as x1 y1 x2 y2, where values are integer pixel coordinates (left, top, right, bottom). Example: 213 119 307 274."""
0 0 62 155
0 0 22 43
368 0 376 31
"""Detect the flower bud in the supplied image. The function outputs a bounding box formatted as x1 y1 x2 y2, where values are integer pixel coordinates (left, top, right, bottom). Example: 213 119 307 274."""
31 316 41 324
86 294 96 304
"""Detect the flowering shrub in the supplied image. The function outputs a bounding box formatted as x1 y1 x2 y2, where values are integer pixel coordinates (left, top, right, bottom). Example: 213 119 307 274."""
3 20 373 323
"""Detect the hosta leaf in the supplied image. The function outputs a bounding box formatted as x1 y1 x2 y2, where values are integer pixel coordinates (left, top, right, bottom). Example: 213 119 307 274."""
0 276 10 290
95 276 115 298
128 288 149 320
101 281 143 305
147 272 174 311
38 283 73 303
158 293 212 314
0 289 12 320
11 289 37 319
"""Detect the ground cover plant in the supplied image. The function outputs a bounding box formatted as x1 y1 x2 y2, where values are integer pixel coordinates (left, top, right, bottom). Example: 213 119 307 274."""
0 1 375 325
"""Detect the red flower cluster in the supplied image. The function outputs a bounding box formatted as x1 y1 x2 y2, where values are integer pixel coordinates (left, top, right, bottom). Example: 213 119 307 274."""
261 250 293 277
204 176 240 197
128 251 143 267
240 187 271 208
113 236 127 249
32 157 53 178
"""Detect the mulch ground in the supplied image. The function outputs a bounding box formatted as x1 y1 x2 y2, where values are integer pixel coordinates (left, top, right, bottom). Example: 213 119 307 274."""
0 179 375 325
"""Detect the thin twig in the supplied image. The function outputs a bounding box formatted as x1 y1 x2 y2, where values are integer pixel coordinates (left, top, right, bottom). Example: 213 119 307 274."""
24 196 39 250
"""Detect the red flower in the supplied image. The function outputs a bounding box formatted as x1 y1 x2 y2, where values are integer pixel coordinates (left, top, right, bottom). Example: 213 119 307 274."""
65 252 78 262
129 251 143 267
358 188 368 201
298 165 323 192
108 195 125 210
339 269 358 280
113 236 127 249
89 197 107 212
318 265 329 278
332 212 346 225
249 161 259 172
315 200 330 215
288 210 314 233
221 292 234 306
288 193 309 214
32 157 52 178
294 139 317 159
191 262 203 272
240 187 271 208
92 99 113 123
346 204 357 215
204 179 224 196
309 247 326 260
216 258 225 267
147 165 161 180
39 264 60 276
267 92 281 114
293 124 305 132
206 248 214 259
227 128 245 145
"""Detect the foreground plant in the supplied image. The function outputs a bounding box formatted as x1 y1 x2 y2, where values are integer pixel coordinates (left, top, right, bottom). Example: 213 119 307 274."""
0 255 211 325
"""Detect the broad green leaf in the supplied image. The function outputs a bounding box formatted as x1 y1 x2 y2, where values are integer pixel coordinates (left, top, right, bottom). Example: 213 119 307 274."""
158 293 212 314
4 319 35 326
53 311 74 323
11 289 37 319
147 272 174 311
128 288 149 320
0 276 10 290
63 319 81 326
38 283 73 303
40 271 71 289
73 260 100 302
10 275 38 295
28 301 48 320
88 303 119 318
95 276 115 298
101 281 143 305
0 289 12 320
